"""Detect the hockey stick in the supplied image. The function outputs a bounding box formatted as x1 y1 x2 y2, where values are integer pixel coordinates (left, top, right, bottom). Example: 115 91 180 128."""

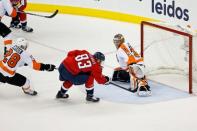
17 10 59 18
109 81 137 93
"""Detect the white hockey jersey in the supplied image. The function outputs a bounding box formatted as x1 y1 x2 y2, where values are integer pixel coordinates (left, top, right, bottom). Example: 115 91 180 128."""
0 0 16 18
116 43 143 69
0 45 41 77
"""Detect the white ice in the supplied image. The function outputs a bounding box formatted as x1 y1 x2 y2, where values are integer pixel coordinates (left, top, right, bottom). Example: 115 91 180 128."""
0 13 197 131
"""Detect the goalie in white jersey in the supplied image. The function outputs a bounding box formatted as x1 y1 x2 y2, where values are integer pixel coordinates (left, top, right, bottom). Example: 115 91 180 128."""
112 34 151 96
0 38 56 96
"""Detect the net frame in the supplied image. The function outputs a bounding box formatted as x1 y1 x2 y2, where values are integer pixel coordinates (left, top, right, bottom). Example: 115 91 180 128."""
141 21 193 94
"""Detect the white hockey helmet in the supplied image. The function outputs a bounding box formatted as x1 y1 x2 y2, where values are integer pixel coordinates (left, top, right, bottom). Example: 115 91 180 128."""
15 38 29 50
113 34 125 49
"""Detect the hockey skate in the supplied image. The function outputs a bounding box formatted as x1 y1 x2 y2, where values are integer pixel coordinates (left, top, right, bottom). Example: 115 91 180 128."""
22 26 33 32
56 91 69 99
86 95 100 102
10 18 21 29
22 87 37 96
10 23 21 29
137 85 152 97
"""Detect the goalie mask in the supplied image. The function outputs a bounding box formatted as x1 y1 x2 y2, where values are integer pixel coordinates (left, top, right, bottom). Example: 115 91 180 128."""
113 34 125 49
15 38 29 50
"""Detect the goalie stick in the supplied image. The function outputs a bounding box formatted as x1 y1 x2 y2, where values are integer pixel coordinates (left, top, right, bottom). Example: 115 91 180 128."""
109 81 137 93
17 10 59 18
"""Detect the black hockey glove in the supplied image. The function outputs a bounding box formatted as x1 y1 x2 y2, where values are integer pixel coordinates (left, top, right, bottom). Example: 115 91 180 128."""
104 76 110 85
40 64 56 71
5 12 9 17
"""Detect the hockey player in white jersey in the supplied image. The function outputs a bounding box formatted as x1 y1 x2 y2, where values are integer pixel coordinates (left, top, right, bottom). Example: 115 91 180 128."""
0 38 56 95
112 34 151 96
0 0 17 54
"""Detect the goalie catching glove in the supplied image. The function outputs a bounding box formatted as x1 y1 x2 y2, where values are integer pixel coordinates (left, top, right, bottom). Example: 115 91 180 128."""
40 64 56 71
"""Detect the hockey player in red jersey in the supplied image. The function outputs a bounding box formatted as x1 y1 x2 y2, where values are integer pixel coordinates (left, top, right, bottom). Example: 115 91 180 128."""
0 38 56 96
56 50 110 102
0 0 17 54
10 0 33 32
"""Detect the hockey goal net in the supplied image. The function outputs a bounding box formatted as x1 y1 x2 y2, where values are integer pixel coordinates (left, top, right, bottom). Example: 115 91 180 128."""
141 21 197 94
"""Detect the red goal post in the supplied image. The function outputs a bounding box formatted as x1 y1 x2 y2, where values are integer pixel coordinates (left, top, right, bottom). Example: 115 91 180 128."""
140 21 196 94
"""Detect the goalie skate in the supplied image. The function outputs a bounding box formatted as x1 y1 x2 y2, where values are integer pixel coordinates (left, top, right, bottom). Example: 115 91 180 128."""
137 85 152 97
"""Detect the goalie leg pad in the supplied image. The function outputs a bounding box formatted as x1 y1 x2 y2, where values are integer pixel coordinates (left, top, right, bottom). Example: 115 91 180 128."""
129 74 138 91
130 64 145 79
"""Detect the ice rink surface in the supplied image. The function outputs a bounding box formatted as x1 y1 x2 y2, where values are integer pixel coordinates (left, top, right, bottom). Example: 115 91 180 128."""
0 13 197 131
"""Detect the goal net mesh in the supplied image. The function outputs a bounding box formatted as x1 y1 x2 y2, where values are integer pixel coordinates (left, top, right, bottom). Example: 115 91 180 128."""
141 21 197 93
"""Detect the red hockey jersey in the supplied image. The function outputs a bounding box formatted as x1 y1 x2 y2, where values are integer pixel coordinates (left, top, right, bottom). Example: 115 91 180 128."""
11 0 27 10
62 50 107 85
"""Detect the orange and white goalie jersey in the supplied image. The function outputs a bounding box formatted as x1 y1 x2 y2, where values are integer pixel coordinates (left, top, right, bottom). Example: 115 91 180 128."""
0 0 16 18
116 43 143 69
0 45 41 77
